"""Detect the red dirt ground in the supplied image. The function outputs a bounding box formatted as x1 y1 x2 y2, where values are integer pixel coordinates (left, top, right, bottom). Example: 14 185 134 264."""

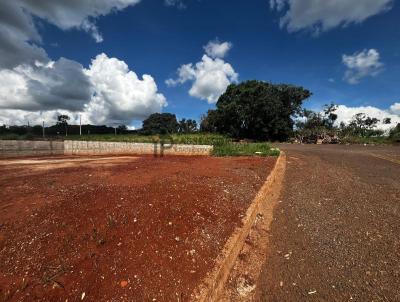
0 155 275 301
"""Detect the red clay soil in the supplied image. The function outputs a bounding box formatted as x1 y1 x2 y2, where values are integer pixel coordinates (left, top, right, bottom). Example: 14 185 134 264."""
0 155 276 301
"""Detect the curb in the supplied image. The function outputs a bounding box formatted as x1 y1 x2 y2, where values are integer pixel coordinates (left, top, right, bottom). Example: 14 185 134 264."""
193 152 287 301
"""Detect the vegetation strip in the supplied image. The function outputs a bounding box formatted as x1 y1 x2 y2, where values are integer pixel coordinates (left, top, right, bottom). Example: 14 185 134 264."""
193 152 286 301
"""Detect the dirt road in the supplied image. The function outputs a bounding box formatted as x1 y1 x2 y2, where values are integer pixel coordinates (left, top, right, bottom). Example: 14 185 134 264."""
257 144 400 302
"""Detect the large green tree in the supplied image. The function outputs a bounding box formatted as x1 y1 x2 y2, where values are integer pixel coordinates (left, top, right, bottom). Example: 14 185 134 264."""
202 80 311 141
141 113 179 135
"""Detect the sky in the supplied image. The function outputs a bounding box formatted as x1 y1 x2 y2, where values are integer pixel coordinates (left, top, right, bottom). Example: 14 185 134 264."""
0 0 400 130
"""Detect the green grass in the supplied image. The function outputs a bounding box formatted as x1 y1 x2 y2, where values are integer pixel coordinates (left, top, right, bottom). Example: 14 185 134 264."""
67 133 231 146
212 142 280 157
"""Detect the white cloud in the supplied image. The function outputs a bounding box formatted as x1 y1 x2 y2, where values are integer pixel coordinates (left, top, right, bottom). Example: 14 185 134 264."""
0 1 166 127
84 53 167 125
0 1 47 69
335 104 400 131
18 0 141 43
0 59 92 111
166 40 238 104
270 0 393 33
390 103 400 115
269 0 286 11
0 0 141 69
0 109 82 127
342 49 384 84
204 40 233 59
0 54 167 126
164 0 187 9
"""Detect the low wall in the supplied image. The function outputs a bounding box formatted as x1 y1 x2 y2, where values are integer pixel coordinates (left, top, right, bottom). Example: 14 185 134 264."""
0 140 213 158
64 140 213 156
0 140 64 158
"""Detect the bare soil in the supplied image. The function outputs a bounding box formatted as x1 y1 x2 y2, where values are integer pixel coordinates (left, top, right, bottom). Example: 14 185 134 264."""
257 144 400 302
0 155 276 302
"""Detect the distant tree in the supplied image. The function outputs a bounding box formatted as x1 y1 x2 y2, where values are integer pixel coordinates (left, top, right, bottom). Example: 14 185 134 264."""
294 104 339 143
9 125 29 135
117 125 128 134
389 123 400 142
141 113 179 135
383 118 392 125
178 118 198 133
203 80 311 141
32 125 43 136
0 125 7 135
57 114 70 136
200 110 219 133
347 113 380 137
323 103 338 129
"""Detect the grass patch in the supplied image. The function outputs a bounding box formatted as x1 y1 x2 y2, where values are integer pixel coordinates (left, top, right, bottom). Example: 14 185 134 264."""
212 142 280 157
66 133 231 146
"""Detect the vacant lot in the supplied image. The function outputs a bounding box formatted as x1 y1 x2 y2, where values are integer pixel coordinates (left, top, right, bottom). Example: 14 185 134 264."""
0 155 276 301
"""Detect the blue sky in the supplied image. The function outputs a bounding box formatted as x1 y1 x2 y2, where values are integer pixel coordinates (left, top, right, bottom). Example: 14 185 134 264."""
0 0 399 129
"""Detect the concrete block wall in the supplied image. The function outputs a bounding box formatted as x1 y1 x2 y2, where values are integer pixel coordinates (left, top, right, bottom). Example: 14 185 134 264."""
64 140 213 156
0 140 64 158
0 140 213 158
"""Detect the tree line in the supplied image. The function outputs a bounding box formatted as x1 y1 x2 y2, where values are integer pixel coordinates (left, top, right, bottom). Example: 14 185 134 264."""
1 80 399 143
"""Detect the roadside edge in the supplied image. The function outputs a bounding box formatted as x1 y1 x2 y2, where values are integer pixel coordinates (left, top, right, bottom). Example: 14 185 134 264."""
193 152 287 301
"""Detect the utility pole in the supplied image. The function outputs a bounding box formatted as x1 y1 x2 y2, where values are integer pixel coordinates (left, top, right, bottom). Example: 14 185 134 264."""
115 126 117 136
42 121 45 138
79 115 82 136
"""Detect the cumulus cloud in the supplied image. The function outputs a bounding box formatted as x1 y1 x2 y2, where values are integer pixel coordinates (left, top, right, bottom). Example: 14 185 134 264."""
390 103 400 115
204 40 233 59
0 59 92 111
0 1 47 69
84 54 167 125
0 1 167 127
342 49 384 84
0 0 141 69
270 0 393 33
335 104 400 131
0 54 167 126
166 40 238 104
14 0 141 43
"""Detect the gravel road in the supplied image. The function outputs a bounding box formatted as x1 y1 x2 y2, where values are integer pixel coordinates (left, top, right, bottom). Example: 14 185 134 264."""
257 144 400 302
